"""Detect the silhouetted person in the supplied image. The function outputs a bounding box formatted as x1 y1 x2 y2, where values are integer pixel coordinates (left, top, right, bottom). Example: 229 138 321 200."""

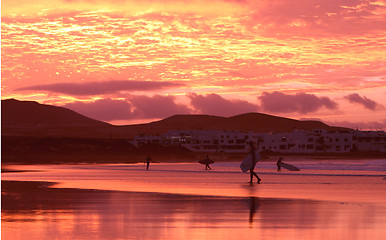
248 141 261 184
145 156 151 170
205 156 212 170
277 157 283 171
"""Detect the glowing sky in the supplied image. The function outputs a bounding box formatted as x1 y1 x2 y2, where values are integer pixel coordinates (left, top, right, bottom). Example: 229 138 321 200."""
2 0 386 129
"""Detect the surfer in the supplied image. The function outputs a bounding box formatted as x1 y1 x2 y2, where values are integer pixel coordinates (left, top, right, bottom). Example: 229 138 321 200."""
198 156 214 170
248 141 261 184
205 156 212 170
145 156 152 170
277 157 283 171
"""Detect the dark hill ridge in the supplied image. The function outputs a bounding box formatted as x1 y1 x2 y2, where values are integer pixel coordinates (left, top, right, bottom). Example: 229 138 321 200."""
123 113 344 135
2 99 110 127
225 113 332 132
2 99 349 138
141 115 227 129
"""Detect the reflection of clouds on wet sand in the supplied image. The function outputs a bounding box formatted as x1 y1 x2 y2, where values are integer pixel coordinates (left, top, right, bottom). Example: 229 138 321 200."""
2 181 386 240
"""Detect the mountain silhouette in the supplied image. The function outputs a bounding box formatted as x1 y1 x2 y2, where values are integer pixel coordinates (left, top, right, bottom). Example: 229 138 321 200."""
2 99 110 127
122 113 345 136
2 99 348 138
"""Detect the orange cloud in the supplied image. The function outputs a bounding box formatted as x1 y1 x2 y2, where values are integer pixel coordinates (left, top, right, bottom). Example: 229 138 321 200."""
247 0 386 36
2 0 386 129
2 0 247 16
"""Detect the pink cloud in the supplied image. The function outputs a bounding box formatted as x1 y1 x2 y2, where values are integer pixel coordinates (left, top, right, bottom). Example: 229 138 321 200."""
344 93 382 110
129 95 192 119
63 99 134 121
258 91 337 114
188 93 259 116
16 80 183 96
63 95 192 121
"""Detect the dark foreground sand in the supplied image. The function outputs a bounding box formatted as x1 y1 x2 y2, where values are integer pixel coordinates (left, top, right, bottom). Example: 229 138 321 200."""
2 162 386 240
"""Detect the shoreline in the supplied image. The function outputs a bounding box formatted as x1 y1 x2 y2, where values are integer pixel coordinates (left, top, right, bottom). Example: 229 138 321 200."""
2 152 385 166
2 162 386 205
1 179 321 202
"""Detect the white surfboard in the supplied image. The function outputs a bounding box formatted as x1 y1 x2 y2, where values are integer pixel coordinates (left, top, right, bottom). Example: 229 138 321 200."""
240 151 261 172
280 162 300 171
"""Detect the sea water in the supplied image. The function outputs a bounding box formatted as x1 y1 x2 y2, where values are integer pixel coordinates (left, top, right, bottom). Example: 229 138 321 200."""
2 158 386 240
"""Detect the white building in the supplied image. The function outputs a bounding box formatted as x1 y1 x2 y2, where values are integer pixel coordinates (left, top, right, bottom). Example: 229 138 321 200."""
132 129 386 153
353 130 386 153
133 130 256 153
255 129 354 153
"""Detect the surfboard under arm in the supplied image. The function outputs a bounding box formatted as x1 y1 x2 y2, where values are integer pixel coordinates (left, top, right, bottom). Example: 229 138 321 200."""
240 151 261 172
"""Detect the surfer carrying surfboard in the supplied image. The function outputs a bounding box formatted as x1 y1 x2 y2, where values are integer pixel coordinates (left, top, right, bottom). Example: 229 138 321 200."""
145 156 152 170
204 156 212 170
198 156 214 170
248 141 261 184
277 157 283 171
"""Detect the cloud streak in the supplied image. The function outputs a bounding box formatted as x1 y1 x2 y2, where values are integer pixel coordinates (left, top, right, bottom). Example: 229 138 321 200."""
258 91 338 114
16 80 184 96
344 93 382 110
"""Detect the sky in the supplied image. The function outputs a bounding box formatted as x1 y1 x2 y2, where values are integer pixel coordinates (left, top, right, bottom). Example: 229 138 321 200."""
2 0 386 130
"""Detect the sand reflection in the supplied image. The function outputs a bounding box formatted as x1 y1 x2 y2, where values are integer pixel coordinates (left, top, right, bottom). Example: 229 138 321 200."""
3 181 385 240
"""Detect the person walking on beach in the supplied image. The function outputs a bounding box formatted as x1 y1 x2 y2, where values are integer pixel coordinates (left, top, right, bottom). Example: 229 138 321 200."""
145 156 152 170
248 141 261 184
205 156 212 170
277 157 283 171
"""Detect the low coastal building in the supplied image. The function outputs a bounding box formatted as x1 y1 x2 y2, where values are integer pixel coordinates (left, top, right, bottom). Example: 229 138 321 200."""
255 129 353 153
133 130 256 153
132 129 386 154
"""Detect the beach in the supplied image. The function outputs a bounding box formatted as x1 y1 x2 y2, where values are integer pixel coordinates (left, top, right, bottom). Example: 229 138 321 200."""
2 159 386 240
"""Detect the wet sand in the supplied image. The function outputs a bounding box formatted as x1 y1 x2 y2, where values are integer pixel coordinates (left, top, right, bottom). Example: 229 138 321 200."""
2 162 386 240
